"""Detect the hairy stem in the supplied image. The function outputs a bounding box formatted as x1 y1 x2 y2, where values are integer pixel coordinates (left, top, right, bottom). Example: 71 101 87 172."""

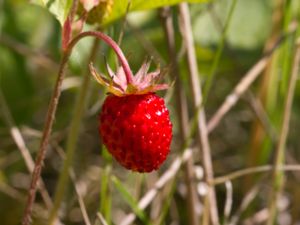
69 31 134 83
21 2 81 222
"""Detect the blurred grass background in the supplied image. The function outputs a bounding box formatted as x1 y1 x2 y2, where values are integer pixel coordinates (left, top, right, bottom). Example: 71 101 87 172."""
0 0 300 224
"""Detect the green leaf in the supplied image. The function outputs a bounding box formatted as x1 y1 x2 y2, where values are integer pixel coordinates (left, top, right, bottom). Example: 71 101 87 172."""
31 0 73 26
130 0 209 10
103 0 210 26
111 176 150 225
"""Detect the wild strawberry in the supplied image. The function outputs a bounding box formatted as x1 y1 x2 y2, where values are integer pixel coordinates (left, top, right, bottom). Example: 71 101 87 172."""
89 32 172 172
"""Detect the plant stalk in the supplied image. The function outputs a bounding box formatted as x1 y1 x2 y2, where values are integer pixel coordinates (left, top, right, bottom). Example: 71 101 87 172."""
119 21 298 225
69 31 134 83
267 38 300 225
207 20 298 133
160 6 200 225
178 3 219 225
246 0 284 191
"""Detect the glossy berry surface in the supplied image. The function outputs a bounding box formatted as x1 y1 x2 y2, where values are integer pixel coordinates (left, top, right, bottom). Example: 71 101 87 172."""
99 93 172 172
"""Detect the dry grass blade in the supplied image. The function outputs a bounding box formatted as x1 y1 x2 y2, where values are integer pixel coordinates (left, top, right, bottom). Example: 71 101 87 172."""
160 6 200 225
243 208 269 225
0 89 53 209
70 170 92 225
53 142 92 225
207 21 298 133
207 54 273 133
244 91 277 142
96 212 109 225
0 182 24 201
223 181 233 225
119 20 298 225
228 182 261 225
178 3 219 225
120 149 193 225
212 165 300 185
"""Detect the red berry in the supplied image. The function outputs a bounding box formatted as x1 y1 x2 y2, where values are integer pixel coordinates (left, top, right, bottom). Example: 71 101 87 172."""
99 93 172 172
88 31 172 172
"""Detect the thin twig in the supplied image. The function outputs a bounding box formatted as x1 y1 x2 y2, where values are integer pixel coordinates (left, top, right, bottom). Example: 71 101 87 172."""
223 181 233 225
267 38 300 225
228 181 261 225
70 169 92 225
178 3 219 225
207 21 298 133
207 54 269 133
212 164 300 185
243 208 269 225
160 6 200 225
244 91 277 142
96 212 109 225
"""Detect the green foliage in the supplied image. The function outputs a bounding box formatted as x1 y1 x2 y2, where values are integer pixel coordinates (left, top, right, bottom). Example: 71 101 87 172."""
103 0 210 25
31 0 73 26
31 0 210 26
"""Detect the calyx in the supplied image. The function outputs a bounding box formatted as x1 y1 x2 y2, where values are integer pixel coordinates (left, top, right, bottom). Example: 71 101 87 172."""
89 61 168 96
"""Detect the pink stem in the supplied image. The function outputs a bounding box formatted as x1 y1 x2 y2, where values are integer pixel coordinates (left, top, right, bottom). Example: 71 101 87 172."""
69 31 134 84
